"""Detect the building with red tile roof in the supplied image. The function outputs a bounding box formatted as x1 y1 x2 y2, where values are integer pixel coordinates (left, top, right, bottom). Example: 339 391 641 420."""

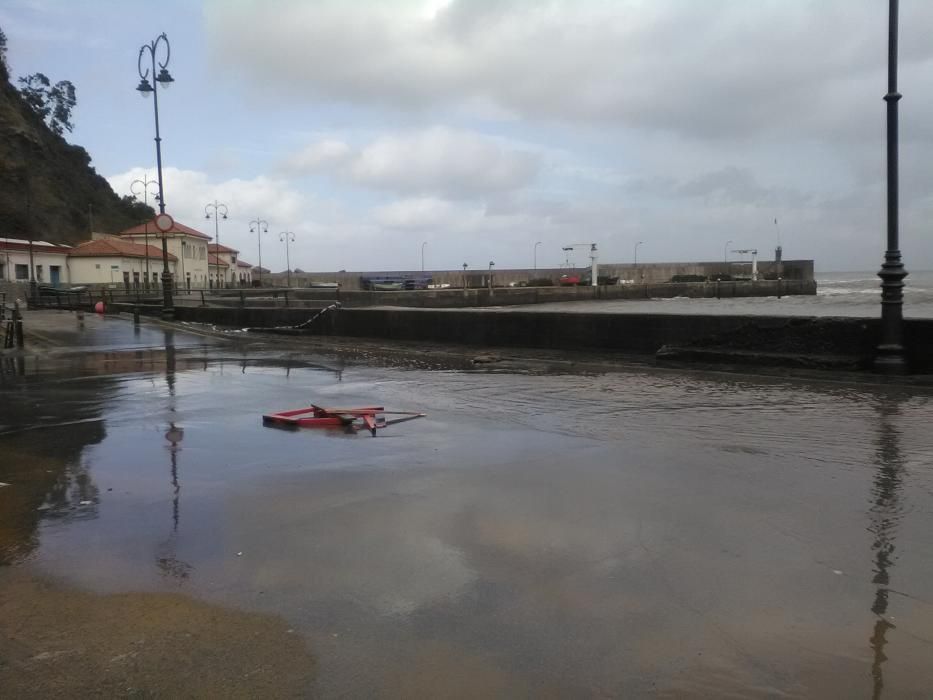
68 238 177 288
0 238 71 285
116 220 211 289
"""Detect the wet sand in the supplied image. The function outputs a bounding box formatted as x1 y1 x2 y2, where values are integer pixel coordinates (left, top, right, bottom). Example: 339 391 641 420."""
2 312 933 696
0 569 314 697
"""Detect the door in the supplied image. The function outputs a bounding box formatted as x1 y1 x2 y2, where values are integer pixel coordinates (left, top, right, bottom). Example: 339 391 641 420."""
50 266 61 286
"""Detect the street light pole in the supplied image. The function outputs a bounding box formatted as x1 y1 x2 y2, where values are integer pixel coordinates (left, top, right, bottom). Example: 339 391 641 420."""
634 241 643 266
131 173 159 291
876 0 908 373
249 219 269 287
421 241 427 273
136 32 175 318
534 241 542 271
204 201 228 288
280 231 295 288
724 240 732 264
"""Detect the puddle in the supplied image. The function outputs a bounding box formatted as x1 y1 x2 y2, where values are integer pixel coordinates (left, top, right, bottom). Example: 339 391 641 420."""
2 328 933 696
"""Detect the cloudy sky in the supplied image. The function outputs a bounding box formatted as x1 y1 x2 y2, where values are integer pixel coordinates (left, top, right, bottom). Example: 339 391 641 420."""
3 0 933 273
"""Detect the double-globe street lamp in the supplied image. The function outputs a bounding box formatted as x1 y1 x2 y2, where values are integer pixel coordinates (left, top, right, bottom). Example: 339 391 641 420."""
280 231 295 288
136 32 175 318
130 173 159 291
249 219 269 287
204 201 228 288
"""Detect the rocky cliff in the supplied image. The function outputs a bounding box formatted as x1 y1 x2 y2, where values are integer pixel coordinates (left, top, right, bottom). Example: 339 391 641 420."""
0 53 151 243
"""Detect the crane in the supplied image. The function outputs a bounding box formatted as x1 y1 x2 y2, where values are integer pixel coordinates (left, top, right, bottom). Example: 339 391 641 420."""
562 243 598 286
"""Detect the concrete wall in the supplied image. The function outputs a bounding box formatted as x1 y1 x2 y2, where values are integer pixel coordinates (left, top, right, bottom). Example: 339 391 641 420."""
266 260 814 290
166 303 933 372
207 278 815 309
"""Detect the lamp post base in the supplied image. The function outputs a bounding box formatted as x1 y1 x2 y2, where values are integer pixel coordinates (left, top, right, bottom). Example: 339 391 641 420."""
874 343 908 374
161 270 175 321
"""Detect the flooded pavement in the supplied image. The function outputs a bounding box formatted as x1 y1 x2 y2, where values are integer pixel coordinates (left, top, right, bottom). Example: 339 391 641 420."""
2 313 933 697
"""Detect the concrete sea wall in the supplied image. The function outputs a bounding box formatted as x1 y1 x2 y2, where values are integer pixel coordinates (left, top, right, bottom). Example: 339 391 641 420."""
270 260 815 290
167 304 933 373
208 278 817 309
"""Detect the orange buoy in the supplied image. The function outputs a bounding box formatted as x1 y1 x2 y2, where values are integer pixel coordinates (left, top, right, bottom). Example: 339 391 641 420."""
94 301 104 314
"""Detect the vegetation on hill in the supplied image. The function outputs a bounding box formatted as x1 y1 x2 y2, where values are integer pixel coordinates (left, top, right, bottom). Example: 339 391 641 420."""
0 26 153 244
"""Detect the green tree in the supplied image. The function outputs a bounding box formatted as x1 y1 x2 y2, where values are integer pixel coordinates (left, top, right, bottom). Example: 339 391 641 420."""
0 26 8 81
18 72 77 135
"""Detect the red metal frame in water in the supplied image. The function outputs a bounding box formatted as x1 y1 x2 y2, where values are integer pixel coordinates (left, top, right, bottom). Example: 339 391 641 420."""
262 404 425 436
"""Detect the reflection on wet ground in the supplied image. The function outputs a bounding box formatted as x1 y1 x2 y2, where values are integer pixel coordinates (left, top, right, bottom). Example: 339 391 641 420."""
2 317 933 696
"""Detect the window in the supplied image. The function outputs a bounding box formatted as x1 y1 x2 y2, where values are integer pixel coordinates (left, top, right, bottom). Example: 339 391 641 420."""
95 263 101 269
35 265 43 281
15 264 28 280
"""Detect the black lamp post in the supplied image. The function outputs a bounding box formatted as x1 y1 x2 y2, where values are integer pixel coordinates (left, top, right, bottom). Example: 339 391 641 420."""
876 0 908 373
136 32 175 318
280 231 295 288
130 173 159 291
205 201 228 288
249 219 269 286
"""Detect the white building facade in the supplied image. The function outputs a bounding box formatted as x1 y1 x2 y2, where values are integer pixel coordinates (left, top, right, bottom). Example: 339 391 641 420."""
117 221 211 291
0 238 71 285
68 238 177 288
208 243 241 288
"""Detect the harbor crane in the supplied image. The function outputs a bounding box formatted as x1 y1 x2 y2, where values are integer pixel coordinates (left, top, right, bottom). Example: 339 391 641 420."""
562 243 599 286
730 248 759 281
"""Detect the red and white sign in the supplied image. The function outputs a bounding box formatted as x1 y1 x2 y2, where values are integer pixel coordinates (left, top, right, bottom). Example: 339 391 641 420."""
153 213 175 233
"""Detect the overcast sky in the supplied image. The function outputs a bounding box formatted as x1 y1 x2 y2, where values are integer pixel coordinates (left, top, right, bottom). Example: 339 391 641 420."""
3 0 933 273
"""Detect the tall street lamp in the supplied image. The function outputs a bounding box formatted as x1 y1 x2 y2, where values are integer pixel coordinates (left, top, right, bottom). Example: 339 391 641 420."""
534 241 542 271
280 231 295 288
421 241 427 273
136 32 175 318
249 219 269 286
131 173 159 290
634 241 643 266
876 0 908 373
724 239 732 263
204 201 228 288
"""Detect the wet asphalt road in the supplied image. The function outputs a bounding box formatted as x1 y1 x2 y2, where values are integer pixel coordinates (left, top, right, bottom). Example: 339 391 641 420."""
2 312 933 697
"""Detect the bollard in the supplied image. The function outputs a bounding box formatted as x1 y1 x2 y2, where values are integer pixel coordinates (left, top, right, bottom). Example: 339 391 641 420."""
200 290 206 307
13 306 24 348
133 306 140 324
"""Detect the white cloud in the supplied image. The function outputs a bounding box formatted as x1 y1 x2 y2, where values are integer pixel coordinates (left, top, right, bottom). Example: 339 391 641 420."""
106 167 310 268
205 0 933 143
374 197 463 231
282 126 540 198
281 139 353 174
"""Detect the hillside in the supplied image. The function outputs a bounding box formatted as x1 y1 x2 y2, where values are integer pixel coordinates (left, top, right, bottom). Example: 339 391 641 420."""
0 55 152 243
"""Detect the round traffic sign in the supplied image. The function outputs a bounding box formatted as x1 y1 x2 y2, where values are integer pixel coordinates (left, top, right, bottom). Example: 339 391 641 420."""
154 213 175 233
